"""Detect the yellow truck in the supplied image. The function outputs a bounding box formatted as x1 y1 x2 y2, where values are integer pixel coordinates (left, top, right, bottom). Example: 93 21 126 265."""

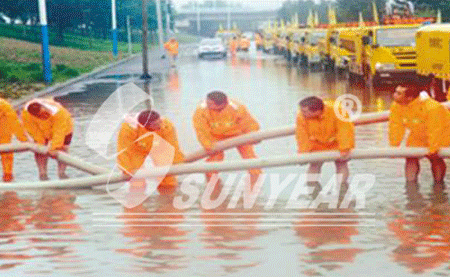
321 27 355 73
291 29 306 64
347 24 420 86
416 24 450 101
303 28 327 68
262 29 275 54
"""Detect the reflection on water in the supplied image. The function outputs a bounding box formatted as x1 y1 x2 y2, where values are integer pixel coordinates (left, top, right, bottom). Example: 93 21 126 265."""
199 182 268 275
0 191 89 275
389 183 450 274
117 196 189 274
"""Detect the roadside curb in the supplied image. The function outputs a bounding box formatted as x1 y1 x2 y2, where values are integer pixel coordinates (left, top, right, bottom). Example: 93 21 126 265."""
12 52 142 108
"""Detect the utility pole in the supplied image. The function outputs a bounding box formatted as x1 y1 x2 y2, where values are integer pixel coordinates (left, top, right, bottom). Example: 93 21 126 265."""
38 0 52 84
111 0 118 58
141 0 151 79
196 1 201 35
155 0 164 52
165 1 171 40
127 15 132 55
227 0 231 30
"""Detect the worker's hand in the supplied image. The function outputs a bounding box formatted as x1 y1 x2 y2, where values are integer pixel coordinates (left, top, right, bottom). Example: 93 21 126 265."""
338 150 351 161
48 150 58 159
204 143 216 154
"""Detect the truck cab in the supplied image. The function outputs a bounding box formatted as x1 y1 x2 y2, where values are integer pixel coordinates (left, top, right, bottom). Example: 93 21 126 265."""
416 24 450 101
304 29 327 67
351 24 419 86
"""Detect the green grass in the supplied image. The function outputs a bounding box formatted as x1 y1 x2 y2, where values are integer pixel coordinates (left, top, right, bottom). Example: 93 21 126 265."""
0 36 140 99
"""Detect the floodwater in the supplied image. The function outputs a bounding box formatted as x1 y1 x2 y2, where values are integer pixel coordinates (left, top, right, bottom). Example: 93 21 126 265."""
2 45 450 277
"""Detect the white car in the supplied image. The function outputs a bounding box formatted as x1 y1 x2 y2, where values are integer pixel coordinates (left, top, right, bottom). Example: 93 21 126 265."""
198 38 227 59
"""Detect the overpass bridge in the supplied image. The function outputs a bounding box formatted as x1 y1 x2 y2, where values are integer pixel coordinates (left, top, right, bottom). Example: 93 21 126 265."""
175 7 278 37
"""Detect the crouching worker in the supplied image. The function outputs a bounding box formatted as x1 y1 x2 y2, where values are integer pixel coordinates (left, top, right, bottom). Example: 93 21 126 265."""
22 99 73 181
0 98 29 182
389 84 450 184
296 96 355 184
193 91 261 184
117 110 184 195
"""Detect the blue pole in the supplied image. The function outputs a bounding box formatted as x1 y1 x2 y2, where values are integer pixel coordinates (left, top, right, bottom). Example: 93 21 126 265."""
38 0 52 84
112 0 118 58
112 29 118 57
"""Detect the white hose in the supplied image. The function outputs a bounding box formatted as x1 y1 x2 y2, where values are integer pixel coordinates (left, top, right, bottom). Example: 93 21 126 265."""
2 147 447 190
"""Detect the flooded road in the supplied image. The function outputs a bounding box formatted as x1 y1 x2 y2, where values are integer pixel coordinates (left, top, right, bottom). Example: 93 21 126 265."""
2 45 450 276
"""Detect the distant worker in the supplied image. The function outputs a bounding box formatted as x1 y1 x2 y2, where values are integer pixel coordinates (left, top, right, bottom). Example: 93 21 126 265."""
389 84 450 184
239 36 251 52
193 91 261 184
164 37 179 67
22 98 73 181
229 37 238 56
296 96 355 184
255 33 263 50
117 110 184 194
0 98 29 182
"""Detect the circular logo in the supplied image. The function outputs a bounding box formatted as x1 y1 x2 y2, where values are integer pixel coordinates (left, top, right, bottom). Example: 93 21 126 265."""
334 94 362 122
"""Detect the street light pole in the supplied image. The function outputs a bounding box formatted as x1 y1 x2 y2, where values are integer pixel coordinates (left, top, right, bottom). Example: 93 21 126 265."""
127 15 132 55
155 0 164 52
196 1 201 35
141 0 151 79
165 1 171 40
111 0 118 58
38 0 52 84
227 0 231 30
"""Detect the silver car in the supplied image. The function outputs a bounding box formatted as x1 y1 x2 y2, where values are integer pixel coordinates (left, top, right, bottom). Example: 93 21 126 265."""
198 38 227 59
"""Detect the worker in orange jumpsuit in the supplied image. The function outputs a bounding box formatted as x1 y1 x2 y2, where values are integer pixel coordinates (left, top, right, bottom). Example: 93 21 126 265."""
239 36 250 52
164 37 179 67
296 96 355 184
0 98 28 182
22 98 73 181
229 37 238 56
389 84 450 184
117 110 184 194
193 91 261 184
255 33 263 50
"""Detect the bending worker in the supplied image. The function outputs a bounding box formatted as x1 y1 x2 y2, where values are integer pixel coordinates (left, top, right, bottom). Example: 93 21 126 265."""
193 91 261 184
164 37 179 67
389 83 450 184
117 110 184 194
0 98 29 182
22 98 73 181
296 96 355 184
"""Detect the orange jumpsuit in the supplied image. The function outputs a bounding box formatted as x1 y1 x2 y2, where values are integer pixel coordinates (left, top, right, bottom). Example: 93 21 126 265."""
389 97 450 154
22 99 73 151
255 34 263 49
229 39 238 55
117 116 184 187
193 100 261 178
296 104 355 153
0 98 28 179
164 40 179 57
239 38 250 51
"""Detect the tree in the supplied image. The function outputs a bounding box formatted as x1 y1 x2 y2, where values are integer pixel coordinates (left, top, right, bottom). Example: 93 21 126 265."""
0 0 38 24
336 0 385 23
